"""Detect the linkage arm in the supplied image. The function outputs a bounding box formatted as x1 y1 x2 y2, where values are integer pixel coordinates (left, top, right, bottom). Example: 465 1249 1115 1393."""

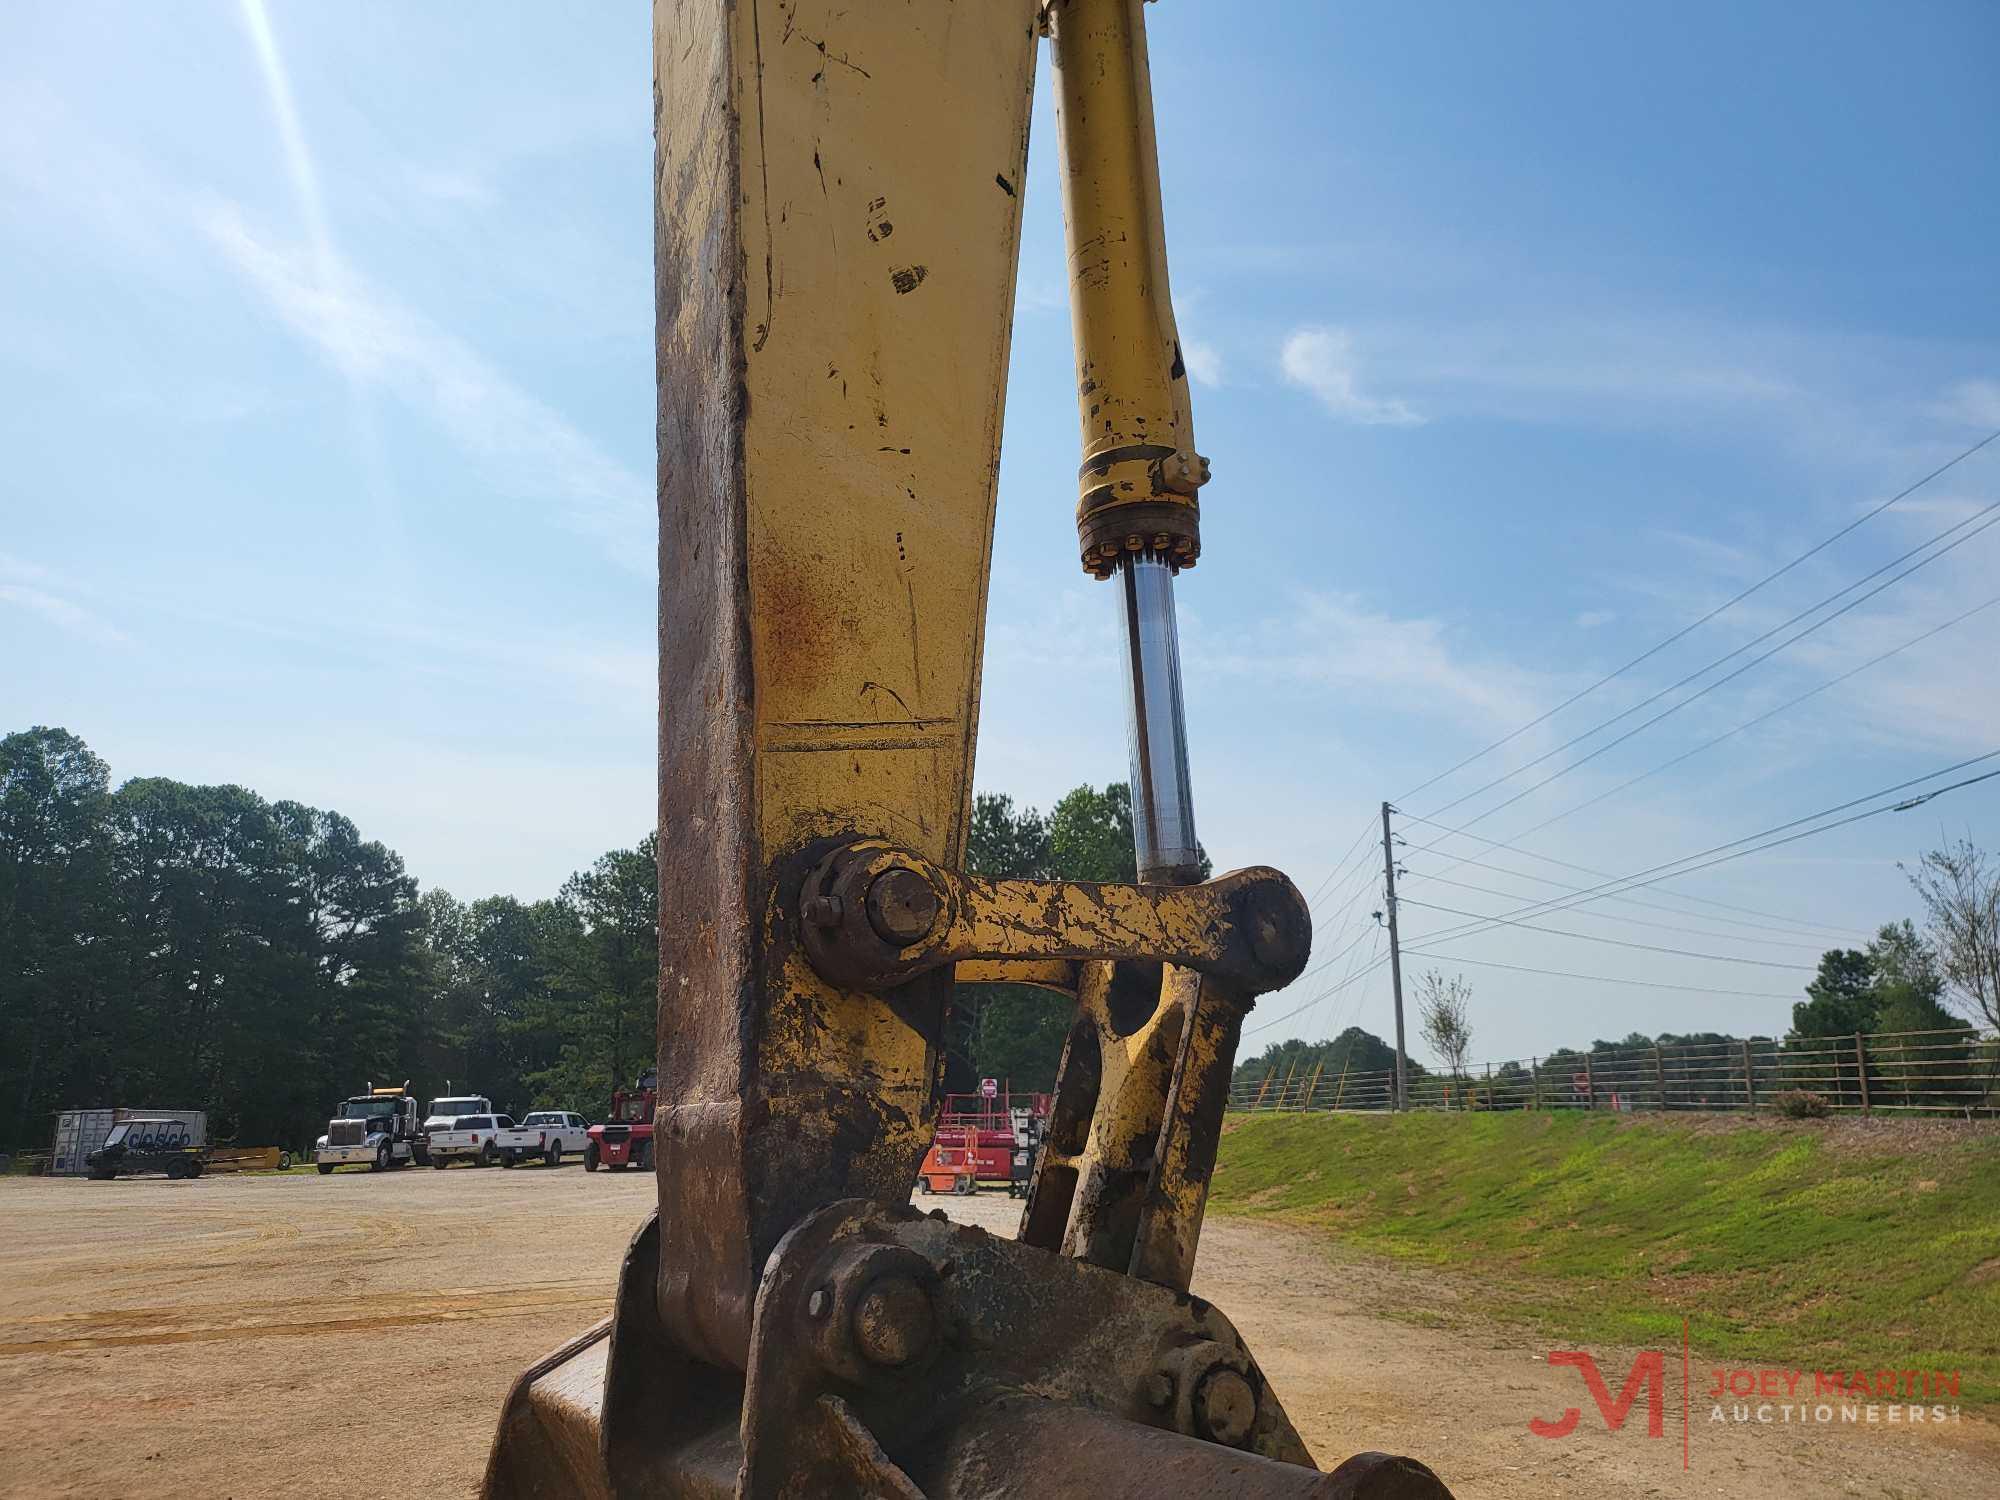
795 838 1311 997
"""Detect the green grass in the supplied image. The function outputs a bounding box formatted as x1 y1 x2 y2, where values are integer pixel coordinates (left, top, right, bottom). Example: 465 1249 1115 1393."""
1210 1111 2000 1403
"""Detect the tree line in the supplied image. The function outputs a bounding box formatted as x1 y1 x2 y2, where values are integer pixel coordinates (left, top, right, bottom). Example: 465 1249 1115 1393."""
12 721 1990 1148
0 726 1148 1152
1234 896 1998 1112
1 727 656 1152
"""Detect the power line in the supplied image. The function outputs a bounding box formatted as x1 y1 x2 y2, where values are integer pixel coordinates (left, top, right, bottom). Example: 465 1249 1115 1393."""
1303 812 1381 909
1287 913 1379 986
1397 898 1815 970
1397 949 1800 1000
1426 496 2000 825
1309 848 1383 918
1297 862 1389 993
1397 426 2000 805
1510 591 2000 843
1243 939 1387 1041
1412 756 2000 948
1400 840 1849 942
1393 810 1863 939
1397 870 1828 950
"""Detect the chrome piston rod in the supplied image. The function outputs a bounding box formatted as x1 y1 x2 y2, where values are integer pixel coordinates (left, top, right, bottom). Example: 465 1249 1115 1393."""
1115 550 1200 886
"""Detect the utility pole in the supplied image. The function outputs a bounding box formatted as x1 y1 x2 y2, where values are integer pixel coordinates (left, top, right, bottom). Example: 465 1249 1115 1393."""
1380 801 1408 1111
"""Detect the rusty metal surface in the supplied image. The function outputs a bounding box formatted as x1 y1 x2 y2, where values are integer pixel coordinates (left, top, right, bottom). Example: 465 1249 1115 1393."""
906 1400 1449 1500
1128 973 1249 1289
483 1321 618 1500
797 838 1311 994
736 1200 1324 1498
484 1215 743 1500
1049 961 1190 1273
951 957 1080 995
484 1200 1454 1499
649 0 1041 1375
483 1 1457 1494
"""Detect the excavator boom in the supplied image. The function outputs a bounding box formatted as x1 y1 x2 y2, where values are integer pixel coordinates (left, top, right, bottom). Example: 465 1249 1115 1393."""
484 4 1453 1495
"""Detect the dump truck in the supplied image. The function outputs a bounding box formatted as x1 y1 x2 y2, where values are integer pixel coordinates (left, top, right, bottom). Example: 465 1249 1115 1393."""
482 3 1449 1495
314 1083 423 1173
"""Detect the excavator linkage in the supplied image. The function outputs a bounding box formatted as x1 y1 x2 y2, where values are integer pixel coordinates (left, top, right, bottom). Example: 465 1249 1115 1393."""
484 3 1454 1495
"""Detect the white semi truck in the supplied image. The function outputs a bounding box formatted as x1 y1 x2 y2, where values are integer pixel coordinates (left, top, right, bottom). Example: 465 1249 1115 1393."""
315 1083 425 1173
423 1093 494 1144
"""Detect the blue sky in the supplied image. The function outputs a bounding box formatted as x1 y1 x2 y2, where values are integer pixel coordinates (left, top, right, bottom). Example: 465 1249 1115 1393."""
4 3 1996 1064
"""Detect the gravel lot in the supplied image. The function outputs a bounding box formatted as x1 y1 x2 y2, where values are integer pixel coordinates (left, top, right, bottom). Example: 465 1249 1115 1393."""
3 1167 1992 1497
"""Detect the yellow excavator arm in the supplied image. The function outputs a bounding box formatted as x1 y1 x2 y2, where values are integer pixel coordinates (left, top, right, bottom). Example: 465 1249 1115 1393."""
484 4 1452 1496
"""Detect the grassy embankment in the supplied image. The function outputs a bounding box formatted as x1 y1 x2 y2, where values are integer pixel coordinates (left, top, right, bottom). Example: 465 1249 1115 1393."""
1210 1111 2000 1402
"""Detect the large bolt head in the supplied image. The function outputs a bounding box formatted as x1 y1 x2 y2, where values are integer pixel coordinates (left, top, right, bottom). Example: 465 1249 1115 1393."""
1194 1367 1257 1447
852 1274 934 1368
865 868 939 948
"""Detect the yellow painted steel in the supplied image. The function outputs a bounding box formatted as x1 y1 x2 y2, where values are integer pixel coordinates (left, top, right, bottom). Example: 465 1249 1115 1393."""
1048 0 1208 576
203 1146 281 1172
1127 972 1246 1287
1056 961 1190 1268
650 0 1041 1372
479 3 1411 1492
955 958 1081 995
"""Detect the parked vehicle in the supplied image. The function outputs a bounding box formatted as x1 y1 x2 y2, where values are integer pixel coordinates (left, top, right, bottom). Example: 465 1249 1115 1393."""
421 1094 494 1163
493 1111 590 1167
584 1071 656 1172
427 1114 515 1168
51 1108 206 1176
917 1083 1051 1196
86 1119 206 1181
315 1082 424 1173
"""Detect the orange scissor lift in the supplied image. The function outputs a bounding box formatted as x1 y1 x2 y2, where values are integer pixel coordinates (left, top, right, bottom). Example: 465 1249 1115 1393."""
916 1082 1052 1197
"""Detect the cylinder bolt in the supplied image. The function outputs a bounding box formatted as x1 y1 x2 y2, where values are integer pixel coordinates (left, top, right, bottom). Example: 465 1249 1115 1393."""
852 1275 935 1368
1193 1368 1257 1447
865 868 940 948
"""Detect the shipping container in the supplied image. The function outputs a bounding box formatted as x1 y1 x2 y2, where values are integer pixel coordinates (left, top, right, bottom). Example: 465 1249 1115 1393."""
50 1108 207 1175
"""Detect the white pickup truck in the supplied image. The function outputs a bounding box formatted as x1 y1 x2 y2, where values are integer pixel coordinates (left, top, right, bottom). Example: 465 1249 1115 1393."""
421 1095 493 1164
428 1111 590 1168
499 1111 591 1167
426 1114 515 1168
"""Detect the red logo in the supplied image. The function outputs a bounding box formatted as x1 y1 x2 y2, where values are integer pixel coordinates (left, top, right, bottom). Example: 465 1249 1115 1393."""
1530 1350 1667 1440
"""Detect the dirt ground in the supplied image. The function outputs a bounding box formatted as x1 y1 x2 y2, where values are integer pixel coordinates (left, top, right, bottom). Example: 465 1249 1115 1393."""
2 1168 1992 1498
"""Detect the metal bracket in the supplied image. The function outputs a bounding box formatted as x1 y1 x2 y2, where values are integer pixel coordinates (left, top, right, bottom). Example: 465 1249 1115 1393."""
795 839 1310 996
739 1198 1358 1498
486 1203 1453 1499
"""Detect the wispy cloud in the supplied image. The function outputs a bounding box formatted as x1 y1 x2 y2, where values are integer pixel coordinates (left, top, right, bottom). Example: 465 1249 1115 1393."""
402 165 495 209
201 204 651 564
1196 589 1552 732
1279 326 1424 427
1645 527 1760 580
1574 610 1615 630
1939 378 2000 429
0 584 129 647
1182 338 1224 388
237 0 334 282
